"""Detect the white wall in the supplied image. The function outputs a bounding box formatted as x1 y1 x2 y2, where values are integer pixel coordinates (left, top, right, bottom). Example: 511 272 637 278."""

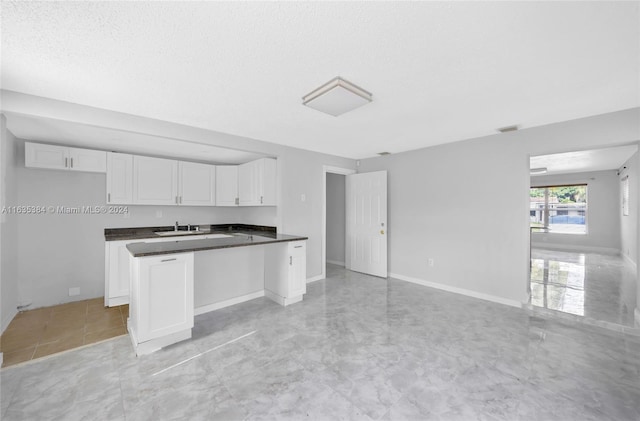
326 173 345 265
531 170 621 253
1 92 356 308
360 108 640 306
620 151 638 266
1 116 20 332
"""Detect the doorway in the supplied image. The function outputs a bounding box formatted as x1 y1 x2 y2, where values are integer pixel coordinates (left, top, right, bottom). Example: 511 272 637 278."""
326 173 346 277
321 166 355 281
528 144 638 328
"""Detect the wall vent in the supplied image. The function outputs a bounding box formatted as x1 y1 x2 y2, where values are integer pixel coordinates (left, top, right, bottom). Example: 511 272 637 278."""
497 125 519 133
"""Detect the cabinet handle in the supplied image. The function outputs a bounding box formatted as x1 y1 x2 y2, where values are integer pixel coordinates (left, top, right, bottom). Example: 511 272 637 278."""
175 196 178 204
70 157 74 168
289 256 292 265
161 258 177 262
260 196 263 204
108 193 111 202
65 157 68 168
294 245 303 248
235 197 239 205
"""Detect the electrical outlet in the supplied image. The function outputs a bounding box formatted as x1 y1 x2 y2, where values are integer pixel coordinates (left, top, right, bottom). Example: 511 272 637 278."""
68 287 80 296
428 258 434 267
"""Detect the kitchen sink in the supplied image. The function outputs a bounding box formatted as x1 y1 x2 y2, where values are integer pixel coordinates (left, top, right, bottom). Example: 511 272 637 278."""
154 231 233 238
154 230 203 236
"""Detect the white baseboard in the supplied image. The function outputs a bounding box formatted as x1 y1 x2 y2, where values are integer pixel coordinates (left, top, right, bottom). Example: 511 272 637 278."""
622 253 637 270
195 290 265 316
307 274 324 284
264 290 303 307
389 272 523 308
531 243 620 255
326 260 345 267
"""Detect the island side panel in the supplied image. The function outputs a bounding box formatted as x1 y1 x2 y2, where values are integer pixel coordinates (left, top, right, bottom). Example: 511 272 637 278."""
194 246 265 313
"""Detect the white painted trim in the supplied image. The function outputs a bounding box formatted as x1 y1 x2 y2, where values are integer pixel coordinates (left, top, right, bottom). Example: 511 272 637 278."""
107 296 129 307
531 242 620 255
0 352 3 367
327 260 345 267
264 290 303 307
622 253 637 270
322 165 356 283
2 307 18 335
389 272 523 308
194 290 265 316
306 274 324 284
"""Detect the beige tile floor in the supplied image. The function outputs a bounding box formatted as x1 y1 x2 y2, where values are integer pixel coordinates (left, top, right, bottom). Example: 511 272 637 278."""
0 298 128 368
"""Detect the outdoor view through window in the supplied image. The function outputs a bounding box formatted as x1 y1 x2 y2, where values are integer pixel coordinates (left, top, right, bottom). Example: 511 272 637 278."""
530 185 587 234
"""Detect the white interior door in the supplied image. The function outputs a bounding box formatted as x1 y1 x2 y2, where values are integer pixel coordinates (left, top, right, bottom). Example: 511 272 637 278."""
346 171 387 278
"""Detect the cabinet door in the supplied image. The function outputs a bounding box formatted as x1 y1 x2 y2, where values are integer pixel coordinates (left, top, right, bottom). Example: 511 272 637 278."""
69 147 107 173
238 161 258 206
106 153 133 204
216 166 239 206
133 156 178 205
288 241 307 297
106 241 132 306
25 142 69 170
260 158 277 206
179 162 216 206
138 253 194 342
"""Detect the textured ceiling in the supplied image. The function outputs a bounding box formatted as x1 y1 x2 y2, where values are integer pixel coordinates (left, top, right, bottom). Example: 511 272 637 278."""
2 1 639 159
530 145 638 177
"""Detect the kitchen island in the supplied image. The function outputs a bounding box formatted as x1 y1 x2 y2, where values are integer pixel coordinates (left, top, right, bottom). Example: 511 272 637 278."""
117 225 307 355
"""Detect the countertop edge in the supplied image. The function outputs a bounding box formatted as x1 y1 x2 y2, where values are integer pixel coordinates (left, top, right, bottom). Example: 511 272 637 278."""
127 235 308 258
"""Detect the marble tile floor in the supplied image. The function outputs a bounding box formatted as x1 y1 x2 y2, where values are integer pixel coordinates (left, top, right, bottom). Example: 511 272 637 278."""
0 298 128 368
530 248 637 328
1 264 639 420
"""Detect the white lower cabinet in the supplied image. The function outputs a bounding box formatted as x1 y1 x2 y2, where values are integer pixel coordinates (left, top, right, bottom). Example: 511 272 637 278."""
265 240 307 306
128 252 194 355
105 234 235 307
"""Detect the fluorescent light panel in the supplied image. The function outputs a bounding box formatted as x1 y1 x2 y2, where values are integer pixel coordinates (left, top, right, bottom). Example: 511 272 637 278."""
303 77 372 116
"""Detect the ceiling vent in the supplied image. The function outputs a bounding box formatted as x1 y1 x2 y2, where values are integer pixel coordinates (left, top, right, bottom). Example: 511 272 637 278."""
497 125 519 133
302 77 372 116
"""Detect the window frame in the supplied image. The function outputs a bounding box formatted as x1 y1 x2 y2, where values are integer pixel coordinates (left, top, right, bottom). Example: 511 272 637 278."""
530 183 588 235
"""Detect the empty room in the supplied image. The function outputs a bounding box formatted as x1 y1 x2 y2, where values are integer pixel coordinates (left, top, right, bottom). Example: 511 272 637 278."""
1 2 639 420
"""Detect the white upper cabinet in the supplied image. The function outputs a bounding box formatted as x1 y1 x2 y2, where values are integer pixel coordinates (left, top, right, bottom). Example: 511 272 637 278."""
68 147 107 172
178 161 216 206
238 158 276 206
133 156 178 205
238 161 257 206
216 166 239 206
25 142 106 173
106 153 133 204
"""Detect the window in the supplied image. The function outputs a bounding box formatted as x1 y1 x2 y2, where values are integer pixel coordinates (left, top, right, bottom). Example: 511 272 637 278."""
530 184 587 234
622 176 629 216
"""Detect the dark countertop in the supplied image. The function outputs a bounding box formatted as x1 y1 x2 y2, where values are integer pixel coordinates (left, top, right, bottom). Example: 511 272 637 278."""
126 232 307 257
105 223 277 241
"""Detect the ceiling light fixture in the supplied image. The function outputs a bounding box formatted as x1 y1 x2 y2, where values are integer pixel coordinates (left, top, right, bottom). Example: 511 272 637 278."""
530 167 548 175
302 77 372 117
